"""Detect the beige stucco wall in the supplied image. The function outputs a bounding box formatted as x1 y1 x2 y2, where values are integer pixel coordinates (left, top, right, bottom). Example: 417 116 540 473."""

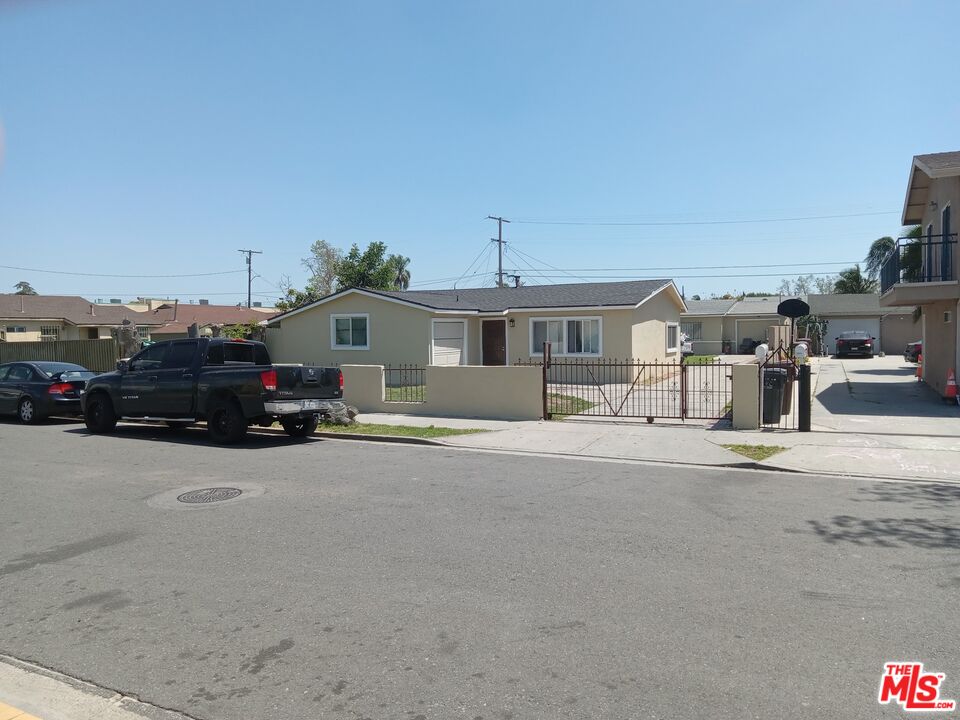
266 294 436 366
631 291 682 361
0 320 80 342
919 175 960 282
341 364 542 420
920 300 958 397
682 315 726 354
732 364 759 429
880 313 919 355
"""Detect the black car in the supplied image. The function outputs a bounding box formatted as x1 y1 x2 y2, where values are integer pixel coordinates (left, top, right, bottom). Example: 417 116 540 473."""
0 361 98 423
835 331 875 358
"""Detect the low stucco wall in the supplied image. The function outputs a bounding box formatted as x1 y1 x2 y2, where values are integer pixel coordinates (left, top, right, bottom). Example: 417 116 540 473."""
732 364 759 430
341 364 542 420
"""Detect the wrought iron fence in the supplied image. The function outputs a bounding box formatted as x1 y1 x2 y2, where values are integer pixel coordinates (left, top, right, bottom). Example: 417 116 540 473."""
517 355 733 421
758 342 799 430
384 364 426 403
880 232 956 294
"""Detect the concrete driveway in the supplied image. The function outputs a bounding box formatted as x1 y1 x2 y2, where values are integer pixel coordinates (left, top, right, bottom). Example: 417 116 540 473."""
813 355 960 435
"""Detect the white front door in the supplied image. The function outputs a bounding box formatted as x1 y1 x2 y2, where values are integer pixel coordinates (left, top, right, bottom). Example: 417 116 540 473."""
432 320 466 365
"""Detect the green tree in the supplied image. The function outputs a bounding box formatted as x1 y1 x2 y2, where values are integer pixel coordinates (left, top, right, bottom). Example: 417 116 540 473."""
387 254 412 290
833 264 877 294
335 242 403 290
864 236 896 280
14 281 37 295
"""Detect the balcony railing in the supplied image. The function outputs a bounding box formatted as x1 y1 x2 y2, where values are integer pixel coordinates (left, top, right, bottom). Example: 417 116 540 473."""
880 233 957 295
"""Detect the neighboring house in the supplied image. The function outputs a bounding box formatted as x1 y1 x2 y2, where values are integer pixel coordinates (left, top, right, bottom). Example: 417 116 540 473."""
682 293 915 356
0 294 163 342
144 301 276 340
264 279 686 367
807 294 916 356
881 150 960 397
681 297 789 354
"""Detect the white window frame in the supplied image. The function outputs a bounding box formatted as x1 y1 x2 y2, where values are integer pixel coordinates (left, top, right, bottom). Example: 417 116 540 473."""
6 326 26 334
529 316 603 357
330 313 370 351
430 318 468 365
666 322 680 353
680 320 702 341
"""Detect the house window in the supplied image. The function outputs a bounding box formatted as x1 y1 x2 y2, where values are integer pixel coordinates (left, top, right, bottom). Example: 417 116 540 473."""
136 328 150 341
680 321 702 341
40 325 60 342
530 317 602 356
566 318 600 354
331 314 369 350
5 326 26 334
666 323 680 353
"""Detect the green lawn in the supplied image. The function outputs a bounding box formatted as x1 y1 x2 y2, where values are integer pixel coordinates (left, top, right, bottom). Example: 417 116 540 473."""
384 385 426 402
317 422 486 438
548 392 596 419
684 355 718 365
721 444 787 461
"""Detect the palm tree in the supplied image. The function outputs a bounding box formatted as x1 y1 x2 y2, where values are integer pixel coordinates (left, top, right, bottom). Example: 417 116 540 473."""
388 255 411 290
864 236 895 279
833 264 878 294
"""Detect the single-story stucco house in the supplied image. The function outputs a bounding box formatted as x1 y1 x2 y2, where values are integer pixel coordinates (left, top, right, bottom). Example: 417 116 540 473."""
681 293 917 356
264 279 687 367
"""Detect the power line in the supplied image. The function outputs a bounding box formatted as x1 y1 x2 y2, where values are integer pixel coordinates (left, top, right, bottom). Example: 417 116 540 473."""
508 245 592 283
0 264 247 278
493 259 858 272
452 242 495 288
511 210 898 227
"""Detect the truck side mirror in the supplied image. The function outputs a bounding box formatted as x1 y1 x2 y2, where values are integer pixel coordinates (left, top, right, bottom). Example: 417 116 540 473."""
116 360 128 372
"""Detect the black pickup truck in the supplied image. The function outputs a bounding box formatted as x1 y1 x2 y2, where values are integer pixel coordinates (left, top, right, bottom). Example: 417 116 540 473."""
81 337 344 443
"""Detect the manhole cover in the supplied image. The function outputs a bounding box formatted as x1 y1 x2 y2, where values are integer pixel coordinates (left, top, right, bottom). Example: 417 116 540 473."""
177 487 242 504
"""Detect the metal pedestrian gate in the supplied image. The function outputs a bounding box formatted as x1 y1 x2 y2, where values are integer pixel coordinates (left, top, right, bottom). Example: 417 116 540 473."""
520 346 734 421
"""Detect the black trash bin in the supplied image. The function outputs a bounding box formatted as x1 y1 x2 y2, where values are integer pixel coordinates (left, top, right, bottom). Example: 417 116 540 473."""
762 368 788 423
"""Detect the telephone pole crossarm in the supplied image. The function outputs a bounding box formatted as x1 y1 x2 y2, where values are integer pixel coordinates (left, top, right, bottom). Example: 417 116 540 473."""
486 216 510 288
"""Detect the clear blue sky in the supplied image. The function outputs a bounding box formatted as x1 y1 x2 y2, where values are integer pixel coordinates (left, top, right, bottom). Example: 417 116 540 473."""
1 0 957 304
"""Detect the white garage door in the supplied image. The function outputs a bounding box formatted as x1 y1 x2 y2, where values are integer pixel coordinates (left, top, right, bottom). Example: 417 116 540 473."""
432 321 466 366
824 317 880 355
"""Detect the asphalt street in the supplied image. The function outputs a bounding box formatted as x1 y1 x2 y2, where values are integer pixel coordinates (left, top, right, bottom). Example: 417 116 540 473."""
1 419 958 719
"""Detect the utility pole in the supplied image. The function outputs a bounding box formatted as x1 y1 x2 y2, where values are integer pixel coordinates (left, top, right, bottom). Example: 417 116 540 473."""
238 249 262 308
487 215 510 287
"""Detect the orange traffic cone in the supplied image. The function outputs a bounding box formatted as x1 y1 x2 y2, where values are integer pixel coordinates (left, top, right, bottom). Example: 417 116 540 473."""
917 353 923 381
947 369 958 399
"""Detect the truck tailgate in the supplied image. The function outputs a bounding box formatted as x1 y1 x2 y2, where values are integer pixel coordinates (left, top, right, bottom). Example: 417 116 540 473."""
272 365 342 400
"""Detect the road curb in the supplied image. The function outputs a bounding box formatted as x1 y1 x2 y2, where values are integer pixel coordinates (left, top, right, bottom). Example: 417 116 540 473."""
248 425 447 447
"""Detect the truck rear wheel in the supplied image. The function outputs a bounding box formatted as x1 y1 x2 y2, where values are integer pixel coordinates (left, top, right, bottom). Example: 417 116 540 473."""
281 415 319 438
84 393 118 433
207 399 248 444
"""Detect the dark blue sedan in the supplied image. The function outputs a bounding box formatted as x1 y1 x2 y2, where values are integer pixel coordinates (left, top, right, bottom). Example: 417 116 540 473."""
0 361 98 423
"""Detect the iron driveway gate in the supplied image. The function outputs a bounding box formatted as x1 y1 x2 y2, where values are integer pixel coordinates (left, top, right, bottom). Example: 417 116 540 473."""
520 347 733 421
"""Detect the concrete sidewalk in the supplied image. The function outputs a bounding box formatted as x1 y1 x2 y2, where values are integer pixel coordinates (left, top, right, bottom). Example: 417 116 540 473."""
358 404 960 482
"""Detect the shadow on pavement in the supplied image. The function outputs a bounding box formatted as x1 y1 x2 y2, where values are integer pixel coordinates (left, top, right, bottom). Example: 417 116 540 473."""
816 379 955 418
847 368 917 377
807 515 960 550
62 425 324 449
852 482 960 509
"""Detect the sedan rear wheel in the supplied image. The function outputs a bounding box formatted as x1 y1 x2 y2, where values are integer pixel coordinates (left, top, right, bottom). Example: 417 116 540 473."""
17 397 40 424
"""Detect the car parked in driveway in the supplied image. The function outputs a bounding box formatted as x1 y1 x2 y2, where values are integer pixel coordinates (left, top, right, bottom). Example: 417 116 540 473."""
0 361 98 423
835 331 875 358
904 340 922 363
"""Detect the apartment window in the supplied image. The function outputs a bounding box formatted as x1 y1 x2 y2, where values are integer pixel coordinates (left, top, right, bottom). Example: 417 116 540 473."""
40 325 60 342
331 314 369 350
5 326 26 333
531 317 602 356
680 321 702 341
666 323 680 353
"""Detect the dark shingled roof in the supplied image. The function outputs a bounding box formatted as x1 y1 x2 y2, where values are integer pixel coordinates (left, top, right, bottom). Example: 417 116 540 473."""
376 279 674 311
915 151 960 174
269 279 679 321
